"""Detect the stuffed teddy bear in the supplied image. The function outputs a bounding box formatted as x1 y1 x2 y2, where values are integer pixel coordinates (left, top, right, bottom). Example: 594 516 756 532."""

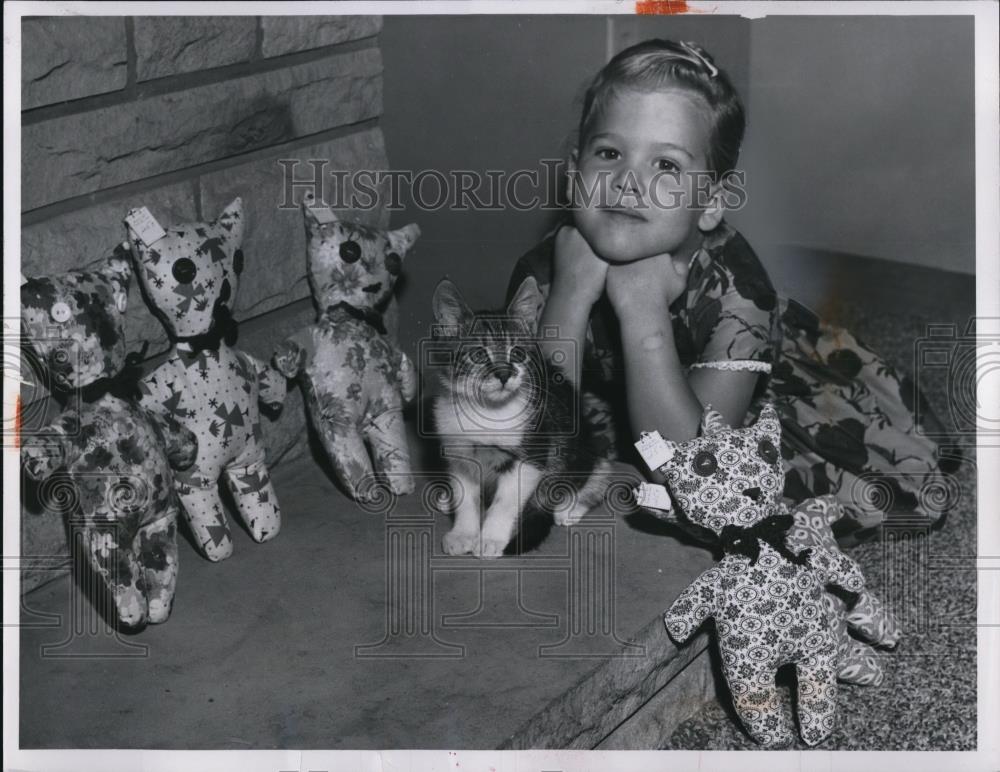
124 198 286 561
786 494 902 685
20 255 197 627
272 195 420 503
634 404 867 747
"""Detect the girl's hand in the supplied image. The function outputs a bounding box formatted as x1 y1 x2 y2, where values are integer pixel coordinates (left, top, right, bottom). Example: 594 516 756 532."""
552 225 609 307
606 253 689 322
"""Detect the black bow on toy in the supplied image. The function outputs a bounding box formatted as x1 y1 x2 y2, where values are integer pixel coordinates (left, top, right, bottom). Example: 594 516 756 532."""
719 514 811 567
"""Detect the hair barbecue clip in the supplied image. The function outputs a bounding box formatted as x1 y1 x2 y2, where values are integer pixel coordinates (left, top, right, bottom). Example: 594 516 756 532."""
678 41 719 78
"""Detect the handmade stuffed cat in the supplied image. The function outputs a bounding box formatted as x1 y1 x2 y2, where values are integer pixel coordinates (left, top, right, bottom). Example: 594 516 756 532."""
272 196 419 503
634 404 866 747
430 277 612 557
20 255 197 627
125 198 286 562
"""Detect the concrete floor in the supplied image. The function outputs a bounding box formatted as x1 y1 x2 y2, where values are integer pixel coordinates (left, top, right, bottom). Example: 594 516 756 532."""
18 451 714 749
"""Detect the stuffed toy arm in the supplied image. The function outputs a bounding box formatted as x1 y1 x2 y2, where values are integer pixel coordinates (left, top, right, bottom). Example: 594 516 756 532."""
807 545 865 594
144 409 198 471
663 568 719 643
272 338 306 380
248 353 287 408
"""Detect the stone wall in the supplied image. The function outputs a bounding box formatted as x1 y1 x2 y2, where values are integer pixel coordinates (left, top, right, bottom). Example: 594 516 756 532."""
20 15 388 592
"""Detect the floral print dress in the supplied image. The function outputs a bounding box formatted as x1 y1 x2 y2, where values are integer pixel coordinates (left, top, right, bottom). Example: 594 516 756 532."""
506 221 950 530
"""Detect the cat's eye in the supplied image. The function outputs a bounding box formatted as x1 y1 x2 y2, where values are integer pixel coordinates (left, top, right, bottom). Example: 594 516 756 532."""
385 252 402 276
233 249 245 275
509 345 527 363
693 451 718 477
340 240 361 263
50 302 72 324
468 347 490 365
172 258 197 284
757 439 779 464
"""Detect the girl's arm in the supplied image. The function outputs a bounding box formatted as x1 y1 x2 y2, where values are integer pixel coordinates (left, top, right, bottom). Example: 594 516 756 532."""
535 226 608 385
608 253 758 441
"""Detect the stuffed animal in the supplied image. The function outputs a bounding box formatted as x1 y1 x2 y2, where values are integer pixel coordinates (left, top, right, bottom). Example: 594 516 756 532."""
20 255 197 627
272 195 419 503
787 495 901 685
634 404 867 747
125 198 286 562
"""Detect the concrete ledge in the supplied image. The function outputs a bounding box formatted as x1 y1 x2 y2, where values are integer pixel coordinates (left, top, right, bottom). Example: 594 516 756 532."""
501 621 711 749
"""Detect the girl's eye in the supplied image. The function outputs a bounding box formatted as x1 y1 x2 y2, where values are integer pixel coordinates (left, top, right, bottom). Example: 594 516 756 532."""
757 439 779 464
468 347 490 365
595 147 620 161
509 346 526 364
693 451 718 477
657 159 680 172
339 240 361 263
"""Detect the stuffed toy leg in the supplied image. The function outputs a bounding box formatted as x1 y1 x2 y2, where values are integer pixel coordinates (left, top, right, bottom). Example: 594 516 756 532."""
125 198 286 561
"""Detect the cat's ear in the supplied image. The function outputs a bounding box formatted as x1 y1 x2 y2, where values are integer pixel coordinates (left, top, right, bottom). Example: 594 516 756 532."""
699 403 730 437
388 223 420 255
214 197 245 247
506 276 543 333
432 278 473 331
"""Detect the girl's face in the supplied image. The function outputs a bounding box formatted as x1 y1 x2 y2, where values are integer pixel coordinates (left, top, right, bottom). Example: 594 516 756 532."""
570 87 722 264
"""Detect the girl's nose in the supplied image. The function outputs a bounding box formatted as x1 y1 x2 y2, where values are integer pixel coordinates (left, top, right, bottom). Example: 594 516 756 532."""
611 167 644 200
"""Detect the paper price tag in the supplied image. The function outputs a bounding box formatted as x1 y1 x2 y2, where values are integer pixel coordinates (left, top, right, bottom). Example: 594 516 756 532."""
634 430 673 471
634 483 673 512
124 207 167 246
308 202 338 225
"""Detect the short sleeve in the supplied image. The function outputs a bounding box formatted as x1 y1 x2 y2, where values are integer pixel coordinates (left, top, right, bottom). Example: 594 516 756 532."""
685 226 780 375
505 236 555 334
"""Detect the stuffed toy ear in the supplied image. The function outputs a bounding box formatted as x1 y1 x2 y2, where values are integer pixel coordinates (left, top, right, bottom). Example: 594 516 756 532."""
301 192 334 236
102 254 133 314
214 197 244 246
699 403 730 436
506 276 543 333
432 278 473 331
388 223 420 254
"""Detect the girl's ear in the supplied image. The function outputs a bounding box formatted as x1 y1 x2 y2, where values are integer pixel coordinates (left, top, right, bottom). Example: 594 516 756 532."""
432 278 473 330
564 148 579 207
697 183 725 232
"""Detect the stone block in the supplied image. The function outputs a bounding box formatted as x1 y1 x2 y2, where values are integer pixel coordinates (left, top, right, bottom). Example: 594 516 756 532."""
23 47 383 210
199 127 390 320
261 15 382 58
21 17 127 110
134 16 257 81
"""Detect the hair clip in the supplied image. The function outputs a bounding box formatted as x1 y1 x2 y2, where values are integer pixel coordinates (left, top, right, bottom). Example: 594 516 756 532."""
679 41 719 78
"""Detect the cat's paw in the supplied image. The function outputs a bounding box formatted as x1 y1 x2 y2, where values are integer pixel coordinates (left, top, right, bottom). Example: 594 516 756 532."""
553 502 589 527
475 538 507 559
442 529 479 556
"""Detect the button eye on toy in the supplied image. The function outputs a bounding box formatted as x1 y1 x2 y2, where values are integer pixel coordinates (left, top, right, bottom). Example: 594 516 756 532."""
693 450 718 476
50 302 72 323
172 258 197 284
757 438 779 464
339 240 361 263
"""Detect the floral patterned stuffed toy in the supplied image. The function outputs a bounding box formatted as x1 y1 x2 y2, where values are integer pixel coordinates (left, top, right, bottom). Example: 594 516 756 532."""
125 198 286 561
20 255 197 627
272 195 419 502
634 404 867 747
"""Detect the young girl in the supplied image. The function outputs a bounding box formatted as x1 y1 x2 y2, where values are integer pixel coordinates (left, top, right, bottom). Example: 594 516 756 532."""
506 38 951 534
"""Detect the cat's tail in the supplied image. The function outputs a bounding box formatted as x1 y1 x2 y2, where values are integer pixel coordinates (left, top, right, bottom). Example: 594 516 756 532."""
504 502 553 556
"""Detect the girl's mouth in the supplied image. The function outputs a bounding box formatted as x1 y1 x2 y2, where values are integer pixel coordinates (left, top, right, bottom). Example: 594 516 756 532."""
599 207 647 222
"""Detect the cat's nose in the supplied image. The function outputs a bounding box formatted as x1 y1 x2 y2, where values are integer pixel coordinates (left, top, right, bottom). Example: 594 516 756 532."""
493 364 515 385
742 486 762 502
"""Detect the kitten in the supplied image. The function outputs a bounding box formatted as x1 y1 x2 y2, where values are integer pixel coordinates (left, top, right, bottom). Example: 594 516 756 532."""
430 276 611 558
